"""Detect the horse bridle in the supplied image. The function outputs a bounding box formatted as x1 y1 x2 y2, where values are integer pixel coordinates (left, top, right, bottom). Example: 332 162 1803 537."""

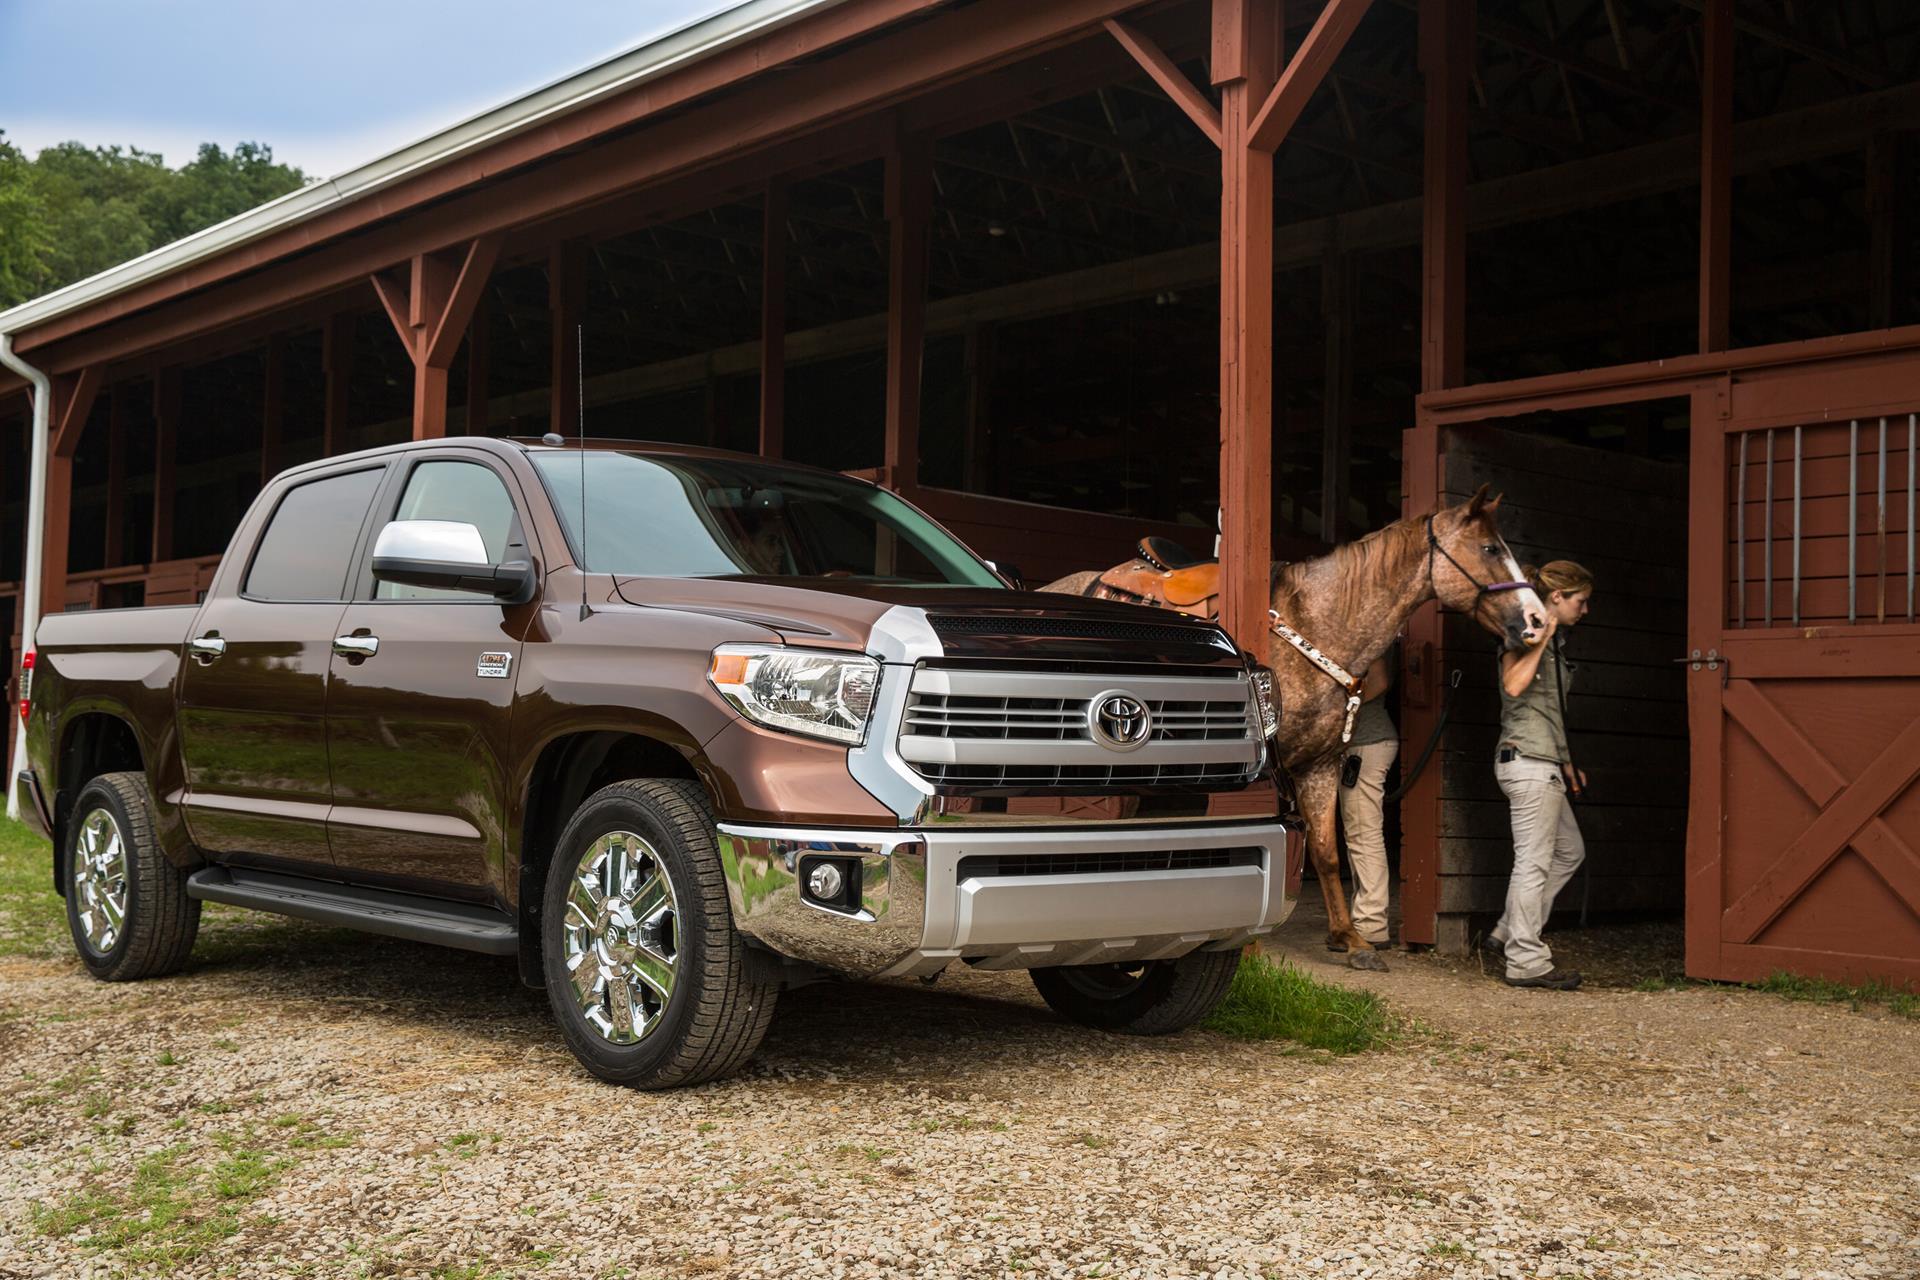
1425 514 1532 622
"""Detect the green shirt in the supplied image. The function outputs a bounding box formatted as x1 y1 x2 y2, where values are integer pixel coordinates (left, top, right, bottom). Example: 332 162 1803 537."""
1348 694 1397 747
1498 636 1573 763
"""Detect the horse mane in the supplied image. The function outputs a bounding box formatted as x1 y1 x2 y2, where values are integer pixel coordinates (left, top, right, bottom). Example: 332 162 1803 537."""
1273 511 1427 605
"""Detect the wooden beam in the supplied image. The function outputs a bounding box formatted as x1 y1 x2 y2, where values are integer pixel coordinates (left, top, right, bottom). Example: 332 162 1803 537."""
151 368 180 562
759 178 788 459
1319 247 1353 543
550 241 587 438
1420 0 1470 393
321 313 353 457
1699 0 1732 354
104 381 127 567
883 139 932 488
50 365 103 460
1398 414 1443 947
424 234 504 369
1215 0 1281 650
1105 19 1223 147
1248 0 1376 154
40 453 72 619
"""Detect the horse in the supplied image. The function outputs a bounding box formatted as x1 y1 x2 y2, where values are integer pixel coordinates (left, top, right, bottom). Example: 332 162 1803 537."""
1040 487 1545 970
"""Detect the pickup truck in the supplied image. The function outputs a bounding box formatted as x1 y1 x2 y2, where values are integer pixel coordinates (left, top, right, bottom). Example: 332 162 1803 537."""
15 436 1300 1088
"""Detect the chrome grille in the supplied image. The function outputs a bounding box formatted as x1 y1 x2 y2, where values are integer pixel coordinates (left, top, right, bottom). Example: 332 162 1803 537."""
896 666 1261 788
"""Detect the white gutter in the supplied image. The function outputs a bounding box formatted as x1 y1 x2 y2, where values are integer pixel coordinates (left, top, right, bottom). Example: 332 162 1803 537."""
0 334 50 821
0 0 849 342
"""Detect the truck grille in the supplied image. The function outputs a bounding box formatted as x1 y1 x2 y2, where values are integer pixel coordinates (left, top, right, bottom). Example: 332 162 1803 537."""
931 614 1229 647
905 693 1251 742
956 848 1263 879
896 666 1261 789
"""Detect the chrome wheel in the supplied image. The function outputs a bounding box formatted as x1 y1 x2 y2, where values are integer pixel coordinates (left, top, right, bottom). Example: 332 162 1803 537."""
562 830 679 1045
72 807 130 955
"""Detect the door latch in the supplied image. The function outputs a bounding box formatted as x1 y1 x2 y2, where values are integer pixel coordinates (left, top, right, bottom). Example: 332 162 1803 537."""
1672 647 1731 687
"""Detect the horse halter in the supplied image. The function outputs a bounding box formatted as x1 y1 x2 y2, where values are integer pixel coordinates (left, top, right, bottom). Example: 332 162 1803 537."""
1425 515 1532 616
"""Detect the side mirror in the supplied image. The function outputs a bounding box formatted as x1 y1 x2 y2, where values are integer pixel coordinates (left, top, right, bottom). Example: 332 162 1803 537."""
371 520 536 604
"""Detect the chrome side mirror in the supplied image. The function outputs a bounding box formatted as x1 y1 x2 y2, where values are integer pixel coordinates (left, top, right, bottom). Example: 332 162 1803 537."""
371 520 535 603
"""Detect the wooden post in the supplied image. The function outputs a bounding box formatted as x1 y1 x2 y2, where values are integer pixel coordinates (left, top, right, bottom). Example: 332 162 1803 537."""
261 335 285 485
1214 0 1282 649
1320 247 1353 543
1399 415 1443 948
372 238 499 441
550 240 587 436
151 368 180 562
1421 0 1470 393
322 314 353 457
760 178 788 459
1699 0 1733 353
43 367 103 617
884 138 932 490
105 381 127 567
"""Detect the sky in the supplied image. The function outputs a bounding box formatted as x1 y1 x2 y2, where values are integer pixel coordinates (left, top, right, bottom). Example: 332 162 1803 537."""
0 0 727 177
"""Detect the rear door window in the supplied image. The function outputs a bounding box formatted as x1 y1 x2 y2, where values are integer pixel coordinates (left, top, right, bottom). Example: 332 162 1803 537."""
244 468 384 601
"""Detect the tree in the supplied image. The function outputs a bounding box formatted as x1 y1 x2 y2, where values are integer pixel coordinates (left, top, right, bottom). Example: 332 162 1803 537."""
0 138 308 310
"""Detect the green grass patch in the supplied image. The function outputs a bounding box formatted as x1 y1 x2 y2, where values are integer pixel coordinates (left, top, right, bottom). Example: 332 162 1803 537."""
1752 970 1917 1018
1203 955 1396 1053
0 817 61 958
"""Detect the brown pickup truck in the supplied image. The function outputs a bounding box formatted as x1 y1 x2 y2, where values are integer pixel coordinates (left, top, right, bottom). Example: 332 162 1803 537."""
15 437 1300 1087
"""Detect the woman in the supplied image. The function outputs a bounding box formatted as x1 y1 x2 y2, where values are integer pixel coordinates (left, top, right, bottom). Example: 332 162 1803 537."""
1486 560 1594 991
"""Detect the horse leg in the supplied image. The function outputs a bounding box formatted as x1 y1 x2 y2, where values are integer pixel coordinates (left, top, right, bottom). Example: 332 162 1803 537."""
1295 762 1387 972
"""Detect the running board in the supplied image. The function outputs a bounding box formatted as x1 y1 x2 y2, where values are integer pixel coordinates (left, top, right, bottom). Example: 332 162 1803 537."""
186 867 518 956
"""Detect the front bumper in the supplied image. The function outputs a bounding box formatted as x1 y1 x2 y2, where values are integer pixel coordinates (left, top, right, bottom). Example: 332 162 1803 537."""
717 819 1300 980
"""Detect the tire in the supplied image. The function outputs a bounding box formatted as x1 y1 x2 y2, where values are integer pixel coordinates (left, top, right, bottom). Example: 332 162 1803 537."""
1030 947 1241 1035
64 771 201 981
541 779 776 1089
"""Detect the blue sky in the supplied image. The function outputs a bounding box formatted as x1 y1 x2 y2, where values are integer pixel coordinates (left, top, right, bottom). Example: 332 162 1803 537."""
0 1 724 177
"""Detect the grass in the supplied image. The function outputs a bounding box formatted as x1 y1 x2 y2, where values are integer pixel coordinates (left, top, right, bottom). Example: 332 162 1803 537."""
1752 970 1917 1018
0 817 62 957
1202 955 1396 1054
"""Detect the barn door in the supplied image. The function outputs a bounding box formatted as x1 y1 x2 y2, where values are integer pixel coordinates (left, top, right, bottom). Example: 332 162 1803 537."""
1687 357 1920 985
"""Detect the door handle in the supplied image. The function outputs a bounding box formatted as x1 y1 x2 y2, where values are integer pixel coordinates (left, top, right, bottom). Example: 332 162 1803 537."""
188 634 227 664
333 634 380 659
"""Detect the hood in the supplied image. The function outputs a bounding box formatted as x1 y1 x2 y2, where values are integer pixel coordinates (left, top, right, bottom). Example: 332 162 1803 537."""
612 576 1243 667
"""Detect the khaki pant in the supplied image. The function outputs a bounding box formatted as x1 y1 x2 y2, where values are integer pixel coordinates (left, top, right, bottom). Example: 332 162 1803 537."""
1337 739 1399 945
1491 756 1586 979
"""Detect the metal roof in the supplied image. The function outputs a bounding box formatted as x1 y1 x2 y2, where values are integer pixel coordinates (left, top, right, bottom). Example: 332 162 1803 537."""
0 0 844 339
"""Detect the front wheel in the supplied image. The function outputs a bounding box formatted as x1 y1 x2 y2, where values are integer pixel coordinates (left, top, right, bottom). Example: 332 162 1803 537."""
541 779 776 1089
1030 948 1240 1035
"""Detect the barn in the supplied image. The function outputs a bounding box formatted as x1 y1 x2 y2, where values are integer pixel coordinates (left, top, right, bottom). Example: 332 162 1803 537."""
3 0 1916 985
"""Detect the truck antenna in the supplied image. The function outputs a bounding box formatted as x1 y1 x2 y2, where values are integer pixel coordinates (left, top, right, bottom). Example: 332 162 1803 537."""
577 323 592 622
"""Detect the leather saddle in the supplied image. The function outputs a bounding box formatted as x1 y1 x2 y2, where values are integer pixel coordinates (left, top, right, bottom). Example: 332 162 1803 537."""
1086 538 1221 621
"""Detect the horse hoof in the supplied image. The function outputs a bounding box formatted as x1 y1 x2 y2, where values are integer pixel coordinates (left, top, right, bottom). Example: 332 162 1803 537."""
1348 950 1390 973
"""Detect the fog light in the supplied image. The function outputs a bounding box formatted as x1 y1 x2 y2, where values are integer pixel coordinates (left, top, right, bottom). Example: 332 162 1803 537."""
806 861 845 901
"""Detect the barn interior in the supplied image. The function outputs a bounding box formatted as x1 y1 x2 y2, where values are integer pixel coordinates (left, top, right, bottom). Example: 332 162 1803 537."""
3 0 1917 955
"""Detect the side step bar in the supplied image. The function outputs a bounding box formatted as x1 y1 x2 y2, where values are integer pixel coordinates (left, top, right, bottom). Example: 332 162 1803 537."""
186 866 518 956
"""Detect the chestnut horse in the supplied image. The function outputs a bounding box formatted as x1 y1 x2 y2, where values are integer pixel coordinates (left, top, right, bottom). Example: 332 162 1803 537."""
1041 488 1544 970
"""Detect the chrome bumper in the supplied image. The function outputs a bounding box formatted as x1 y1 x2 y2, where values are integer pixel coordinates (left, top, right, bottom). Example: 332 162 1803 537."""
716 819 1297 981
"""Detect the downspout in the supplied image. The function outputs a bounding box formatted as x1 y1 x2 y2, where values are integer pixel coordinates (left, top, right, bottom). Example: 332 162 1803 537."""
0 332 50 821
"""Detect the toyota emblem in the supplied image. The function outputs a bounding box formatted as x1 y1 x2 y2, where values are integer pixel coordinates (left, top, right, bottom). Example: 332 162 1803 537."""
1089 691 1153 752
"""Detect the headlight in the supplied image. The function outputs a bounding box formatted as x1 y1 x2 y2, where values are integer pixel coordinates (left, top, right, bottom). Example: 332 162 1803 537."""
708 644 881 745
1249 666 1279 739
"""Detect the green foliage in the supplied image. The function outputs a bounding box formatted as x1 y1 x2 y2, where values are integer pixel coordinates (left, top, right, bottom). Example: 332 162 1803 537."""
1202 955 1397 1053
0 817 62 958
1753 970 1918 1019
0 132 307 309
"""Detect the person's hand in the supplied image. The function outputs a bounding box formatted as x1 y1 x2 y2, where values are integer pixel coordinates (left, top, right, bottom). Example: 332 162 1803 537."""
1563 762 1587 795
1524 611 1557 648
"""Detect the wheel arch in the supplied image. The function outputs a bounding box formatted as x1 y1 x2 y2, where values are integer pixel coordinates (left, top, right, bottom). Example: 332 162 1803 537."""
51 711 147 898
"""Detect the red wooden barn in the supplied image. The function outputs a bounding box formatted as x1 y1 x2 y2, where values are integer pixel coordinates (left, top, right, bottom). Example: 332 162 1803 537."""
2 0 1916 985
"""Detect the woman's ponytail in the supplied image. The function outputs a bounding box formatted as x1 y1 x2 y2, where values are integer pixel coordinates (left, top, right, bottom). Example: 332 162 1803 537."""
1528 559 1596 599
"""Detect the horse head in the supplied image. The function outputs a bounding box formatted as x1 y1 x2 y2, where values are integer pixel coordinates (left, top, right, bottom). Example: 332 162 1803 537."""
1427 486 1547 650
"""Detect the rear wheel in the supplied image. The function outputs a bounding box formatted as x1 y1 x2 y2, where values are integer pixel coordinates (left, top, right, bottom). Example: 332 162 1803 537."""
1030 948 1240 1035
541 779 776 1088
65 772 200 981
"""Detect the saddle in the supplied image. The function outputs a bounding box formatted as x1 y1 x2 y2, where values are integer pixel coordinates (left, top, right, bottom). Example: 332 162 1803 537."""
1086 538 1221 621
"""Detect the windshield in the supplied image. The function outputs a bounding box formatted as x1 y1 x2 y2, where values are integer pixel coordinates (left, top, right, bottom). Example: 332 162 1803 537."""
531 451 1005 588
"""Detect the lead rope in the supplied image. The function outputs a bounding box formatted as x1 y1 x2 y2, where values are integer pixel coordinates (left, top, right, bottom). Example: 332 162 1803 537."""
1267 612 1365 743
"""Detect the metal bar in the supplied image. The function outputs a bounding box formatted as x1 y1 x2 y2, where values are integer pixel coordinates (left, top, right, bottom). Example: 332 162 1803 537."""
1848 418 1858 624
1792 426 1802 627
1736 430 1748 628
1764 428 1774 627
1878 416 1888 623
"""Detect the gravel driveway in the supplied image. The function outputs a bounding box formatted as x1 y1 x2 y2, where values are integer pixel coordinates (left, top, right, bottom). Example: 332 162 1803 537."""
2 899 1914 1280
